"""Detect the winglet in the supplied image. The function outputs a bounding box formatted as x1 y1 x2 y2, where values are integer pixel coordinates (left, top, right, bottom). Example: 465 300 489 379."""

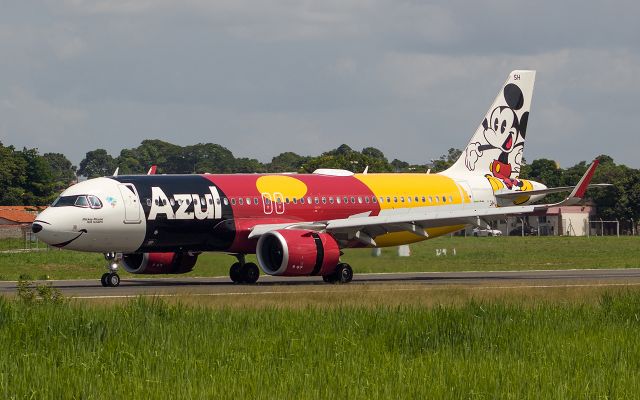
147 165 157 175
551 159 599 207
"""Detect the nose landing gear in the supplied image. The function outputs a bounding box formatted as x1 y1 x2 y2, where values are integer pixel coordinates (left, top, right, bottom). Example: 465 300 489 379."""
101 252 121 287
229 254 260 284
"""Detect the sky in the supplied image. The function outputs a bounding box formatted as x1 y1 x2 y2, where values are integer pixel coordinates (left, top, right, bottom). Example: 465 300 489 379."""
1 0 639 168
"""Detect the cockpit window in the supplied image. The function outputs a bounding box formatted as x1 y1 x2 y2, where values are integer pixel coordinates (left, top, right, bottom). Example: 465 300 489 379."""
74 196 89 208
88 195 103 209
51 196 76 207
51 195 103 209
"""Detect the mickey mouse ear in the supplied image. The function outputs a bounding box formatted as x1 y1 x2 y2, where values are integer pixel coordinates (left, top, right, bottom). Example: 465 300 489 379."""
503 83 524 110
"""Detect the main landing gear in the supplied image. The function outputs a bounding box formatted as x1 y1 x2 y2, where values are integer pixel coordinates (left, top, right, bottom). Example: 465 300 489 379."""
101 252 121 287
229 254 260 284
322 263 353 284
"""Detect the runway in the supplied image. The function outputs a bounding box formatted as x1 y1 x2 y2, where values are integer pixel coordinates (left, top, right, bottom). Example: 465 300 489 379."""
2 268 640 298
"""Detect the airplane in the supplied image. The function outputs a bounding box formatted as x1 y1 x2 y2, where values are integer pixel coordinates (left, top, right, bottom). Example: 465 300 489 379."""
32 70 609 287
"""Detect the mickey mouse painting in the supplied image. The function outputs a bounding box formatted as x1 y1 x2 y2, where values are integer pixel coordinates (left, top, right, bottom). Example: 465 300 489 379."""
465 83 529 189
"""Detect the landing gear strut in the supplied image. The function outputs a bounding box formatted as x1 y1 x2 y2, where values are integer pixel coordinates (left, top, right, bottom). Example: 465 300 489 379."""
322 262 353 284
101 252 121 287
229 254 260 284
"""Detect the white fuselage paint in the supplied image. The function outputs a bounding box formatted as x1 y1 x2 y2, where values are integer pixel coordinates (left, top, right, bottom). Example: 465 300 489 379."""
34 178 146 253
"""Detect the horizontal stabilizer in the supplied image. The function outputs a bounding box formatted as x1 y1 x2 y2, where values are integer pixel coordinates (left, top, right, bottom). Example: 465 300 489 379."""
495 183 611 200
535 159 602 208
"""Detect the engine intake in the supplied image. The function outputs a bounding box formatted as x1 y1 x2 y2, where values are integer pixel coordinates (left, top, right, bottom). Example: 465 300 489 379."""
121 252 198 274
256 229 340 276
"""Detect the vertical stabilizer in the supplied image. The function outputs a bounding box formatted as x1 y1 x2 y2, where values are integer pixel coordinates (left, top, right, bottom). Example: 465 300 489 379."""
443 70 536 186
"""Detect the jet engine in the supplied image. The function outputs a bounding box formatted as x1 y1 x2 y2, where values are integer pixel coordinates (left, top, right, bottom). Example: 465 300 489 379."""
121 252 198 274
256 229 340 276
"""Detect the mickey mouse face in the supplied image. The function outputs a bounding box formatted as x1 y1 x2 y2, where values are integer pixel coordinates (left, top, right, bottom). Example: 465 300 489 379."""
484 106 518 153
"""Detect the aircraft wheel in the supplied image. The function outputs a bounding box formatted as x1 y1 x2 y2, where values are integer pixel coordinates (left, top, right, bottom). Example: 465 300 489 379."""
243 263 260 284
107 272 120 287
100 273 109 287
336 263 353 284
229 262 242 283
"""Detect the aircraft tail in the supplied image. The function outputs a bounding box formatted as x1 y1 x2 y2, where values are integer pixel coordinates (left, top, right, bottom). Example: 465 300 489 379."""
443 70 536 182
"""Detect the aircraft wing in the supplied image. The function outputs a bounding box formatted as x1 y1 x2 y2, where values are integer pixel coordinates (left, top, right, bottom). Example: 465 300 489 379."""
247 159 602 245
248 205 536 245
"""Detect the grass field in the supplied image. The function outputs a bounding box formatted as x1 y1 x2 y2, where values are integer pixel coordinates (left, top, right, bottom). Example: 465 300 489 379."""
1 291 640 399
1 236 639 281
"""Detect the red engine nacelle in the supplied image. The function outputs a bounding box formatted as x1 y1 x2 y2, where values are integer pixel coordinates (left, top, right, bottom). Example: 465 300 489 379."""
121 252 198 274
256 229 340 276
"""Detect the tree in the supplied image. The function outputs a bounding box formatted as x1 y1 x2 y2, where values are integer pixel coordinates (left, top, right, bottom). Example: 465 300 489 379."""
78 149 118 178
267 152 309 172
43 153 76 190
431 148 462 172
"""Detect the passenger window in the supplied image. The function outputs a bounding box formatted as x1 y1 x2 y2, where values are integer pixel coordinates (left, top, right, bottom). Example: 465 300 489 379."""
429 196 433 203
170 198 175 206
365 197 370 204
442 196 446 203
393 197 397 203
239 198 244 205
449 196 453 202
350 196 356 204
422 196 426 203
387 196 391 203
322 197 326 204
223 198 229 206
400 197 405 203
314 197 319 205
329 197 334 204
293 198 298 204
231 198 236 205
415 196 419 202
343 196 348 204
407 197 411 203
285 198 290 204
300 197 305 204
246 197 251 205
357 196 363 204
336 197 341 204
372 197 377 203
146 198 152 207
307 197 312 204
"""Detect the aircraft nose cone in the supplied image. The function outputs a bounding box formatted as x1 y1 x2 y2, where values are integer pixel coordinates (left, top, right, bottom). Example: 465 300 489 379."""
32 223 43 233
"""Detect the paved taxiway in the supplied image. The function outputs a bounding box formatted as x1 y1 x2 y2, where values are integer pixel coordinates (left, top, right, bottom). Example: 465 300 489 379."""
2 268 640 298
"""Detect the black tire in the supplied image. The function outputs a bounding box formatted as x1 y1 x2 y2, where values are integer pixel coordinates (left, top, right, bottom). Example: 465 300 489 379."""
100 273 109 287
323 274 338 284
229 262 242 283
243 263 260 284
107 273 120 287
336 263 353 284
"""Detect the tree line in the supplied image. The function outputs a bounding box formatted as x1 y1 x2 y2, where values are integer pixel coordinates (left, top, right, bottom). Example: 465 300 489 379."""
0 139 637 223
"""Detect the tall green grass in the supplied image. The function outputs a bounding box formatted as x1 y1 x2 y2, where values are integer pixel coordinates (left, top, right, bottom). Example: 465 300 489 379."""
2 292 640 398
